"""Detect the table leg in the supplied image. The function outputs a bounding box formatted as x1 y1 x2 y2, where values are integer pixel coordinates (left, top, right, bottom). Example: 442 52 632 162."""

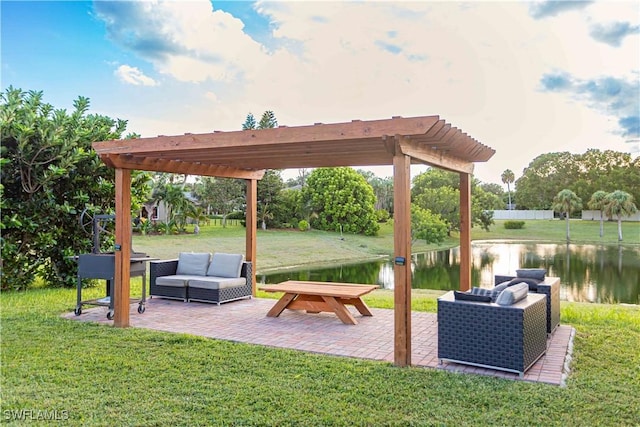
266 293 297 317
347 297 373 316
322 296 357 325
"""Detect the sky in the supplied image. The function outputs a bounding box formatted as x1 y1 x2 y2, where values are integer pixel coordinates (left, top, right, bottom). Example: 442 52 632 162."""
2 0 639 186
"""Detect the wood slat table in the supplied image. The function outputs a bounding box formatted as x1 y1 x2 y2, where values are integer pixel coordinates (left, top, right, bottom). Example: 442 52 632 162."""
259 281 378 325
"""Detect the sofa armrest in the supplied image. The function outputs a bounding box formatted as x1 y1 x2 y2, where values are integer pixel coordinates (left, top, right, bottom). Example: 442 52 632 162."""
241 261 253 291
150 259 179 286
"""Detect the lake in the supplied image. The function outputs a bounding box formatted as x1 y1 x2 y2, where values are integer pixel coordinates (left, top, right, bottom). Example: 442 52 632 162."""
259 242 640 304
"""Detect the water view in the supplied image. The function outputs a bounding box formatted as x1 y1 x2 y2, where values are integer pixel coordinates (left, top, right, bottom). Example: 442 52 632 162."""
260 242 640 304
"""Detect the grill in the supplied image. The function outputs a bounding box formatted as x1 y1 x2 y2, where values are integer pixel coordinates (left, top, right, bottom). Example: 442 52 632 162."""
73 214 154 319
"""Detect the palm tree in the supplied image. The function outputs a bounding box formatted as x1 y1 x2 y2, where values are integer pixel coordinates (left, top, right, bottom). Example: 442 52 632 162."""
603 190 638 242
552 189 582 243
587 190 608 238
501 169 515 210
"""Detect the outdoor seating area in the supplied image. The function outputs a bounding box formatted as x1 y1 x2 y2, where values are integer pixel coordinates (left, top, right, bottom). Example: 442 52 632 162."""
63 296 574 386
149 252 252 305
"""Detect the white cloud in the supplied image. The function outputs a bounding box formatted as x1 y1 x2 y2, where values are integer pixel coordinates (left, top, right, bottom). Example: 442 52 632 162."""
114 65 158 86
96 1 638 186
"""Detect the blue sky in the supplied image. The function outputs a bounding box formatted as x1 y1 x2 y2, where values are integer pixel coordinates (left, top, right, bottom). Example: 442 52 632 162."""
2 0 639 185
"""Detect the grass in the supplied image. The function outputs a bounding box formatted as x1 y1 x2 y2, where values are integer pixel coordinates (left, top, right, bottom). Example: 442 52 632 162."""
1 288 639 426
2 220 639 425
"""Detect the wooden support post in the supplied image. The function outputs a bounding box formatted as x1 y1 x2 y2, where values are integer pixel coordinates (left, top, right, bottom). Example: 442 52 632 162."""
393 139 412 367
114 168 132 327
459 172 472 291
245 179 258 296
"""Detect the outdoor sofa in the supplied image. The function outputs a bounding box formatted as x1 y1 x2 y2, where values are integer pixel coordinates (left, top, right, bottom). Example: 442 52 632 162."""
494 269 560 334
150 252 252 305
437 282 548 377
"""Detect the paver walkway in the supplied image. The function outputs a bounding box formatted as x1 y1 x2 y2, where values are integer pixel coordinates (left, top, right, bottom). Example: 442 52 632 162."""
64 297 574 386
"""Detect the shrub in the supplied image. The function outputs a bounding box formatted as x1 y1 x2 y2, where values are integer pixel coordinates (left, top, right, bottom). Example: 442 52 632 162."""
376 209 390 223
504 220 525 229
298 220 310 231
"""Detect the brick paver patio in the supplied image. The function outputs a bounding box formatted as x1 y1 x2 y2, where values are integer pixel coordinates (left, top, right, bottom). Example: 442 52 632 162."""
64 297 574 386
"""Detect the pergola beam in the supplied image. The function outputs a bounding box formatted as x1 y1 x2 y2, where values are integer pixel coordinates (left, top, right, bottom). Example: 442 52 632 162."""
103 154 265 179
398 140 474 174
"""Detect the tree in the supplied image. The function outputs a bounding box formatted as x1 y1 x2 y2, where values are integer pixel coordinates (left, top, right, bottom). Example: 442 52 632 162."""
515 152 578 209
603 191 638 242
257 169 284 230
302 167 379 236
357 170 394 214
501 169 515 210
515 150 639 210
552 189 583 243
0 87 149 289
587 190 608 238
411 205 448 245
193 176 244 227
411 169 501 234
242 113 257 130
258 110 278 129
150 173 192 233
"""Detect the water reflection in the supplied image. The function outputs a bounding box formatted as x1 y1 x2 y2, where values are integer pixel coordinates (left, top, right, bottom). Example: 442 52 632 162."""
260 242 640 304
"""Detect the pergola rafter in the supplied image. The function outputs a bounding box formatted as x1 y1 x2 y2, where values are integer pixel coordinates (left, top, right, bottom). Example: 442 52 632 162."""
92 115 495 367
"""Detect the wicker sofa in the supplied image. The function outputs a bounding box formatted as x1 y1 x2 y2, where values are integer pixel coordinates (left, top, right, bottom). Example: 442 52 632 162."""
438 287 548 377
494 274 560 334
150 252 252 305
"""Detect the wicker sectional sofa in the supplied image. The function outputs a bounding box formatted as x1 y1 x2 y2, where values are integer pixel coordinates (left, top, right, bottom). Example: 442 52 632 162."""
150 252 252 305
438 289 548 377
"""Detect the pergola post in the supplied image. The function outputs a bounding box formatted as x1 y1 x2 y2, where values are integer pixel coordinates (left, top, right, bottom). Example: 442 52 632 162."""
245 179 258 296
393 140 412 367
459 172 472 291
114 168 132 327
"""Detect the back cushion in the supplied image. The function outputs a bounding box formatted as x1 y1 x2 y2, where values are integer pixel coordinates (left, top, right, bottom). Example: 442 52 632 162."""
207 253 244 278
516 268 546 281
495 282 529 306
176 252 211 276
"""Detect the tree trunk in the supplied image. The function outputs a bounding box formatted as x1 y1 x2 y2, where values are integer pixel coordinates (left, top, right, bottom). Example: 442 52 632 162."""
617 217 623 241
565 213 570 243
599 210 604 238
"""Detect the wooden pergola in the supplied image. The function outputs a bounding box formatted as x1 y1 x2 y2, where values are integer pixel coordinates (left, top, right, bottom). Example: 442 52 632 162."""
92 115 495 367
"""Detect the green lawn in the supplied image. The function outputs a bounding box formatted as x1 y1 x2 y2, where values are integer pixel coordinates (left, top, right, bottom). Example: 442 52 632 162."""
1 288 638 426
2 220 639 425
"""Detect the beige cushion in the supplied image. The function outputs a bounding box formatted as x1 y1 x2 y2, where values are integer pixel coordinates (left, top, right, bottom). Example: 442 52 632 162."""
176 252 210 276
207 253 244 278
189 277 247 290
155 275 203 287
495 282 529 306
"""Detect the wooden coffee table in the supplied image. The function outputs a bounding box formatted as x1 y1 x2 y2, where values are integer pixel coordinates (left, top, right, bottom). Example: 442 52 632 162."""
259 280 378 325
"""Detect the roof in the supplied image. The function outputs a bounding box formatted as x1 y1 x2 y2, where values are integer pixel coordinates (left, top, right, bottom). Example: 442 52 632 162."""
92 115 495 179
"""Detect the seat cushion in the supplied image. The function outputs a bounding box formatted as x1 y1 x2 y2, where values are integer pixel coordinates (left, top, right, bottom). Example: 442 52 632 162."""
176 252 211 276
155 275 202 287
495 282 529 306
505 277 541 291
189 276 247 290
207 253 244 278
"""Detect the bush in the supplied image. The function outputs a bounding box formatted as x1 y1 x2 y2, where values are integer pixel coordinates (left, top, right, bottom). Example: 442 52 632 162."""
376 209 390 223
504 220 525 229
298 220 310 231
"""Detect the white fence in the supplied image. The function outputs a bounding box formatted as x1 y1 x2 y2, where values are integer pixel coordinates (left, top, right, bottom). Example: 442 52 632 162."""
492 210 554 220
582 210 640 222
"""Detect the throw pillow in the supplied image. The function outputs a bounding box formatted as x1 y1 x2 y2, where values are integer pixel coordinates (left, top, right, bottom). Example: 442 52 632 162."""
516 268 546 281
495 282 529 306
506 277 541 292
176 252 211 276
207 253 244 278
454 291 492 303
